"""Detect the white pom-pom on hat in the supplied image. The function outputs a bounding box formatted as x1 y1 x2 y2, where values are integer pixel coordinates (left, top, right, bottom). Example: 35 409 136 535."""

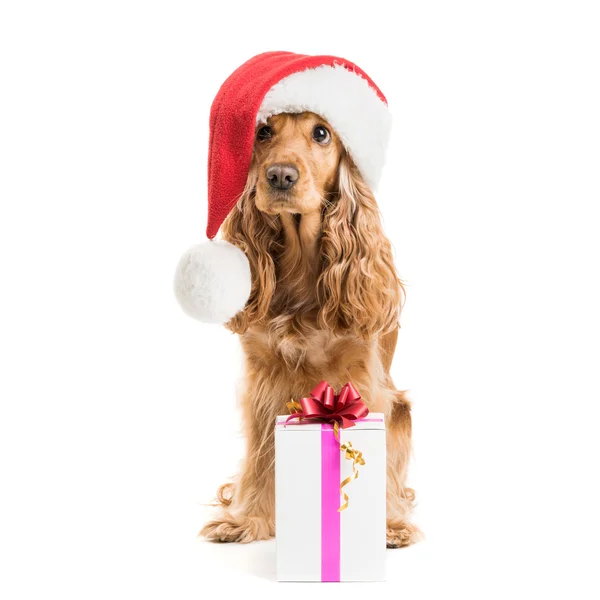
174 240 251 324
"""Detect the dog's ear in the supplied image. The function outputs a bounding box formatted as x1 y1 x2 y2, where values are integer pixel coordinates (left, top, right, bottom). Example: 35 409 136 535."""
318 154 404 338
221 162 281 333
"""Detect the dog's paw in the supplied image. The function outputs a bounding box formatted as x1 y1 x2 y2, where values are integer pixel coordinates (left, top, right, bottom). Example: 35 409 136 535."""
200 515 274 544
386 519 423 548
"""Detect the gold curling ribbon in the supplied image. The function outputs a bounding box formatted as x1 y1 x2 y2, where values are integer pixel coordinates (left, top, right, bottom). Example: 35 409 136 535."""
286 399 302 414
337 439 366 512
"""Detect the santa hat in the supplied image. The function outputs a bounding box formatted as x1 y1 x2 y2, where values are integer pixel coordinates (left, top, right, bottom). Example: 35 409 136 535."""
175 51 392 324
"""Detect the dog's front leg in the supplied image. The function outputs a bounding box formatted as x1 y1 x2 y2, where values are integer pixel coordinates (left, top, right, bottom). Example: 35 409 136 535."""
201 388 277 543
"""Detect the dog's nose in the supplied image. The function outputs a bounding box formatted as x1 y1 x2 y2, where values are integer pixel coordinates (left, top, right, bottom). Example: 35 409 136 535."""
266 164 299 190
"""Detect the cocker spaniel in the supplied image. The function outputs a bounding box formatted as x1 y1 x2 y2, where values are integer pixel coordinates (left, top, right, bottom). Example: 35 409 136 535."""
201 111 420 548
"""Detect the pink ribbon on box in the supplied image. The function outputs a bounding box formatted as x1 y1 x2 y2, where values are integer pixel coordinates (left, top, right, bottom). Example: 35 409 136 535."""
321 422 341 581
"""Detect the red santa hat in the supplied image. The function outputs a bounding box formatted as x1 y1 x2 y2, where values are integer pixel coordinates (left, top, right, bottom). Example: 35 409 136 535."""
175 51 392 324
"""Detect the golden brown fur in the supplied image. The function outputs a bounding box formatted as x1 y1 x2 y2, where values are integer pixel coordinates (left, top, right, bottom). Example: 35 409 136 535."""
201 112 421 547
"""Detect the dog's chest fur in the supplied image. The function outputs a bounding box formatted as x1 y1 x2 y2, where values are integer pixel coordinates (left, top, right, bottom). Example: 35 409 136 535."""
241 324 374 376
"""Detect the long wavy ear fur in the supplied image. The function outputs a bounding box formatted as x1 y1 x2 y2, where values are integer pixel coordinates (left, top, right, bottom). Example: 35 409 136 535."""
317 154 404 338
220 162 281 333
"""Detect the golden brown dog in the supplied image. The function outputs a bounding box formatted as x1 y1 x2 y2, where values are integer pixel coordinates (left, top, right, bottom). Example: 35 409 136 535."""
201 112 420 548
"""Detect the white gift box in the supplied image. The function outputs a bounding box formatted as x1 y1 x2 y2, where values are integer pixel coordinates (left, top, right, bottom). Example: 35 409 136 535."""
275 414 386 582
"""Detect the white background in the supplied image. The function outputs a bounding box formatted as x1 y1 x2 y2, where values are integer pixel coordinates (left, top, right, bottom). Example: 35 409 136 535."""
1 1 599 598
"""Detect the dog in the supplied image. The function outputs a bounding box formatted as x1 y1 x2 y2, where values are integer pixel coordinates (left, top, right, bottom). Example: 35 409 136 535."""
201 111 420 548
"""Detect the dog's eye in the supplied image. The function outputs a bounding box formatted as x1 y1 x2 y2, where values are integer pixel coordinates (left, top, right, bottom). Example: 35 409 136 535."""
312 125 331 145
256 126 273 141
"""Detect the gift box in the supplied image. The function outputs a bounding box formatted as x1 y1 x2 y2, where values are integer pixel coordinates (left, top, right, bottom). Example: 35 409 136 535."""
275 382 386 582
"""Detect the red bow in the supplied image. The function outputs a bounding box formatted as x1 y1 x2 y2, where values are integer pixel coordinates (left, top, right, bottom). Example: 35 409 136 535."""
286 381 369 430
